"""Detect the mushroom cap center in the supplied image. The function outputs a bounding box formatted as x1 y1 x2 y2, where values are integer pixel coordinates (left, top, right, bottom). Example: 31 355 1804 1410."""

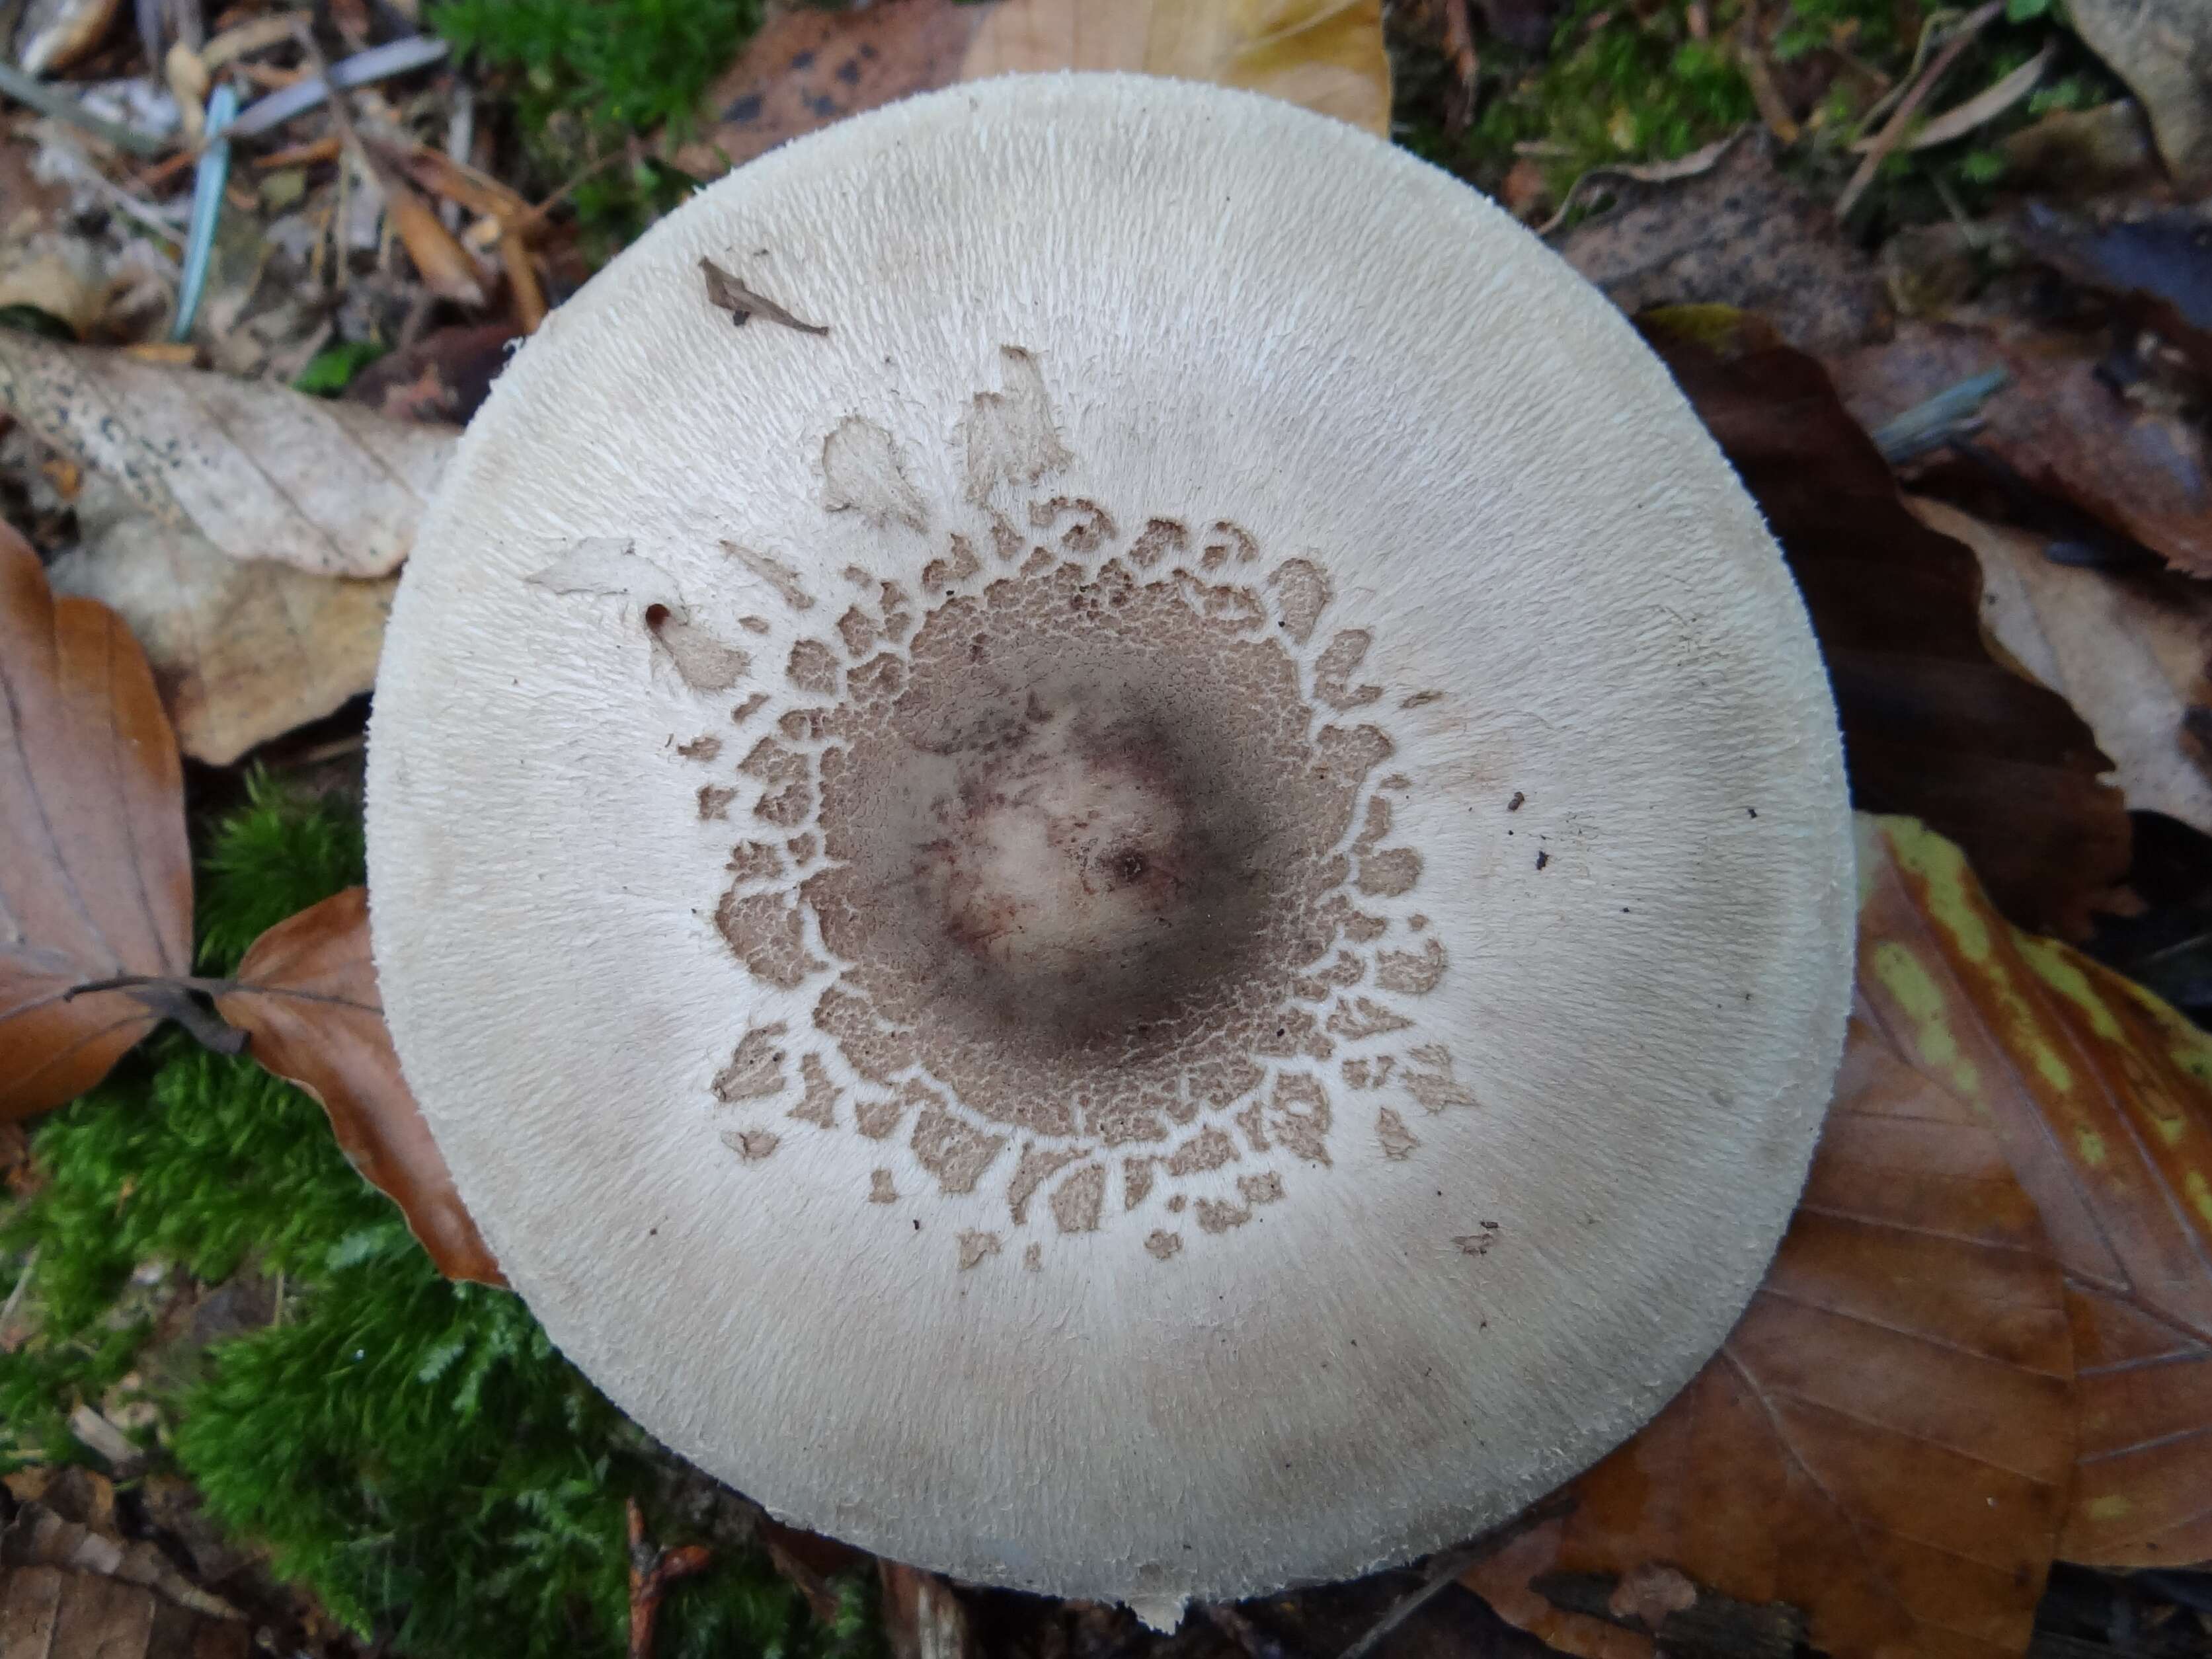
918 700 1196 980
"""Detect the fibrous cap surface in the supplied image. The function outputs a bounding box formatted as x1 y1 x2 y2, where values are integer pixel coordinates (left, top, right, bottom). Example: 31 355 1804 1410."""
366 73 1855 1615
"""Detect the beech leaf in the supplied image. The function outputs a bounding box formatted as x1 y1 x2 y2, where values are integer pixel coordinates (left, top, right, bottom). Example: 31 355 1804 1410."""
962 0 1391 137
1466 845 2076 1659
1856 816 2212 1567
212 888 506 1288
0 331 455 581
0 521 193 1121
45 506 397 769
1468 812 2212 1656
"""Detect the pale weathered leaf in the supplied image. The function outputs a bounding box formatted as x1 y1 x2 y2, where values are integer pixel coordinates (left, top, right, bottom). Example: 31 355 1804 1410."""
1466 837 2076 1659
1562 140 1891 357
2065 0 2212 194
0 521 192 1121
212 888 504 1288
45 507 395 767
0 332 455 580
1911 497 2212 838
1857 816 2212 1567
961 0 1390 137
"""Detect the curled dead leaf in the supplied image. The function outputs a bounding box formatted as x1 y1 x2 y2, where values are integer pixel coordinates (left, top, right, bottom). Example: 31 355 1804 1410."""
0 522 193 1121
0 332 455 580
212 888 505 1288
1911 496 2212 838
2064 0 2212 195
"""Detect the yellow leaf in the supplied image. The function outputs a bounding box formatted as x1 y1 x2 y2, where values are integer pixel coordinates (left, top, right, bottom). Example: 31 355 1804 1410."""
961 0 1389 135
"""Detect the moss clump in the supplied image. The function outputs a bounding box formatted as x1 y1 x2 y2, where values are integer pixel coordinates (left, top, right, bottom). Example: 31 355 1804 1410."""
429 0 764 138
1 775 878 1659
425 0 764 254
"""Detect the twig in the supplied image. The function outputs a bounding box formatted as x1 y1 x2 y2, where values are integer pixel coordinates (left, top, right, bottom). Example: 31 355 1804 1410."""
1 1246 40 1332
172 81 237 341
0 61 170 156
1836 1 2002 218
226 34 448 141
627 1499 713 1659
1441 0 1478 134
1869 366 2008 462
1333 1491 1576 1659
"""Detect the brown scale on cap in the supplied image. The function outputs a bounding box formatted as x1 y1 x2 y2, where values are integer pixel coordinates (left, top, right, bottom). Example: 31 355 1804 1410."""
678 352 1458 1260
698 510 1459 1254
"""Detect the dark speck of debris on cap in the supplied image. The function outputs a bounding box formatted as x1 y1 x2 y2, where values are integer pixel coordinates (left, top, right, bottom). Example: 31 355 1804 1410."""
1535 850 1549 870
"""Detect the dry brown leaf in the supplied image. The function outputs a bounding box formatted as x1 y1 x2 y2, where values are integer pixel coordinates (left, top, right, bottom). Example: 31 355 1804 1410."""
382 186 491 311
45 505 396 767
1466 826 2076 1659
1642 309 2129 939
0 1566 251 1658
16 0 121 75
213 888 505 1287
2065 0 2212 195
1910 497 2212 836
1562 138 1892 356
1830 319 2212 578
0 332 455 580
0 522 193 1122
672 0 991 178
1854 818 2212 1567
962 0 1390 136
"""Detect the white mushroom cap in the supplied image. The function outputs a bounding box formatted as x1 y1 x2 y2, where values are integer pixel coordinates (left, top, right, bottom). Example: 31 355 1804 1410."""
366 74 1853 1621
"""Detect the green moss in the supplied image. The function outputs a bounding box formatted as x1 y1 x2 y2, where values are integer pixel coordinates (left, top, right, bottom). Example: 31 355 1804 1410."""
1396 0 2106 224
429 0 764 137
424 0 762 254
1 777 878 1659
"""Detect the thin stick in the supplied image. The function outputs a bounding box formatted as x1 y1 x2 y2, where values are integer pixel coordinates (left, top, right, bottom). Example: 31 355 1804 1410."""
1836 0 2001 218
0 61 170 156
1334 1492 1576 1659
1 1246 40 1332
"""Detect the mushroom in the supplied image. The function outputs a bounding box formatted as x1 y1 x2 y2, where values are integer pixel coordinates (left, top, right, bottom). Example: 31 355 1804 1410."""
366 75 1854 1624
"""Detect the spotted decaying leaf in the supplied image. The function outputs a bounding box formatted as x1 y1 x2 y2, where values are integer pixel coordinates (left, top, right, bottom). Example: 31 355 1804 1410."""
1856 817 2212 1567
1641 309 2129 940
963 0 1391 137
1466 814 2212 1657
213 889 506 1288
0 330 454 581
0 522 192 1121
671 0 992 178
